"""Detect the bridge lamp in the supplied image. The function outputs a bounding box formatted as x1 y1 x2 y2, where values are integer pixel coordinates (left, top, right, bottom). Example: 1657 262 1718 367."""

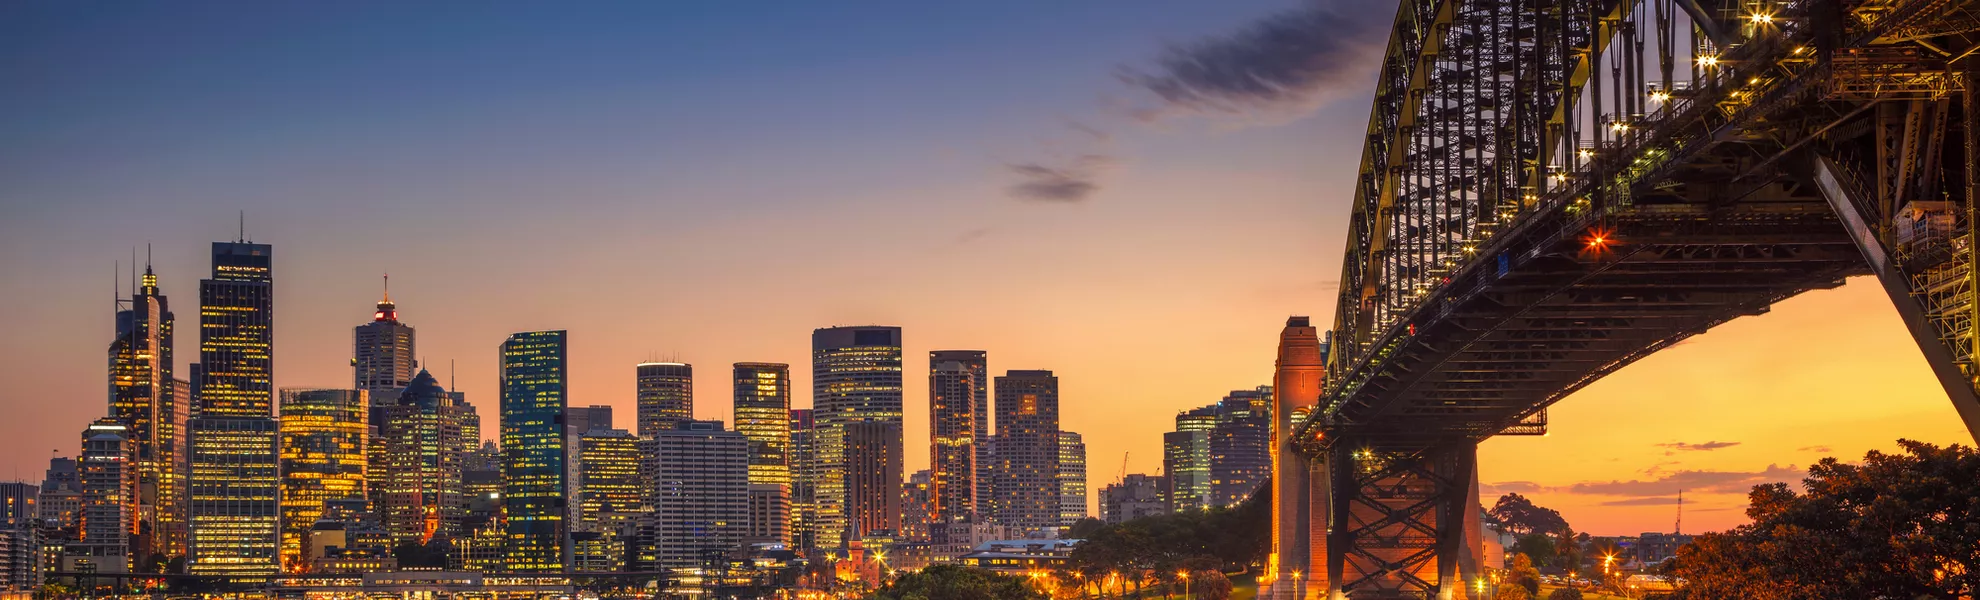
1696 54 1720 68
1649 89 1671 102
1748 11 1774 25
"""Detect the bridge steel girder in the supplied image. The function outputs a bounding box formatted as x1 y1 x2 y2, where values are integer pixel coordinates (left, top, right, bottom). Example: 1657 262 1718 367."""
1289 1 1980 597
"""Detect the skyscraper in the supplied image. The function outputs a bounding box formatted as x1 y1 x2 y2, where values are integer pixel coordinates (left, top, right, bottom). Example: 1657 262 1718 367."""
0 482 39 590
643 421 748 570
787 409 817 551
277 389 369 570
187 239 280 576
1057 431 1087 529
927 355 978 528
107 260 185 558
75 418 134 573
992 370 1059 537
733 363 791 544
352 277 415 395
500 330 569 573
811 326 903 546
1209 387 1271 508
377 371 478 545
575 428 643 543
929 350 990 512
1163 429 1211 512
900 470 932 543
635 363 693 438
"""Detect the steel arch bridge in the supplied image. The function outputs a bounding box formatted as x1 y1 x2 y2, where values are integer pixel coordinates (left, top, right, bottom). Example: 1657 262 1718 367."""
1267 0 1980 598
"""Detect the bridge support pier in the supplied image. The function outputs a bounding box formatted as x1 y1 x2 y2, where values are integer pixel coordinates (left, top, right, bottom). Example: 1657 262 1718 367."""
1318 441 1479 600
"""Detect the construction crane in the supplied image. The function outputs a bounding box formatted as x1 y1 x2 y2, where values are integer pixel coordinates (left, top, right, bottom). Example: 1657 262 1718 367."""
1116 452 1129 485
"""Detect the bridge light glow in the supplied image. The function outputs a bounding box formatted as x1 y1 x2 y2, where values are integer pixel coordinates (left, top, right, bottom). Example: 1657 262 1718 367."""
1748 11 1774 25
1697 55 1719 68
1649 89 1671 102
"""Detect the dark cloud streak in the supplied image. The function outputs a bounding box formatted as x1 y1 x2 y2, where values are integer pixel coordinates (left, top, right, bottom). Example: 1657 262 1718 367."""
1117 0 1387 119
1005 154 1114 203
1656 441 1742 452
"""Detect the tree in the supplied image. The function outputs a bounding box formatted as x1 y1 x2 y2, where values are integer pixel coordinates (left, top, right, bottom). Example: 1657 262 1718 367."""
1511 535 1555 570
1547 588 1584 600
866 565 1046 600
1506 553 1543 596
1188 570 1232 600
1552 526 1583 572
1672 440 1980 600
1065 517 1105 539
1490 493 1570 536
1065 478 1272 580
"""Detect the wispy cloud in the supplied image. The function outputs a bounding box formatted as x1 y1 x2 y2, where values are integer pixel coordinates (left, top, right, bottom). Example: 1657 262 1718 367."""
1798 445 1832 453
1481 481 1546 494
1567 465 1802 497
1600 497 1686 507
1005 154 1116 203
1656 440 1742 453
1116 0 1388 122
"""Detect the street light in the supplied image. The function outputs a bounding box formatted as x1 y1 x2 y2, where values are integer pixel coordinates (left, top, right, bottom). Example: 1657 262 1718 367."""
1178 571 1190 600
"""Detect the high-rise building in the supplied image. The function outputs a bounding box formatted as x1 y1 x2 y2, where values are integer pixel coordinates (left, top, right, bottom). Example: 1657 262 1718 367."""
644 421 747 570
1162 429 1211 512
107 260 185 558
1100 474 1169 524
743 485 789 547
75 418 134 573
635 363 693 438
500 330 569 572
900 470 932 543
928 350 989 512
37 458 81 536
377 371 478 545
0 482 39 590
575 427 643 569
352 277 415 395
187 239 280 576
733 363 790 544
992 370 1060 537
1057 431 1087 529
277 389 369 570
926 355 978 526
787 409 817 551
811 326 903 546
1209 387 1271 507
565 406 613 437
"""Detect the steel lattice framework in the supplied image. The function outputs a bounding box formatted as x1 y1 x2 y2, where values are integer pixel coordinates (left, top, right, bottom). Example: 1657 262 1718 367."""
1278 0 1980 598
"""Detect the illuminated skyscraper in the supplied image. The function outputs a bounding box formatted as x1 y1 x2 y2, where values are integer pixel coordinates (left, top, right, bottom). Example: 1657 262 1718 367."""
377 371 477 545
635 363 693 437
1162 429 1210 512
786 409 817 550
187 239 280 576
733 363 790 544
991 370 1059 537
929 350 989 510
277 389 369 570
811 326 903 546
107 260 186 558
353 277 415 395
927 355 978 526
500 330 569 573
575 427 643 568
75 418 134 573
644 421 748 570
1209 387 1271 508
0 482 39 589
900 470 932 543
1057 431 1087 529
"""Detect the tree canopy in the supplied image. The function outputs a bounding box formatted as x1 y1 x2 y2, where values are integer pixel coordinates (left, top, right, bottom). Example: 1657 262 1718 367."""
1490 492 1570 536
1671 440 1980 600
1066 479 1271 581
866 565 1045 600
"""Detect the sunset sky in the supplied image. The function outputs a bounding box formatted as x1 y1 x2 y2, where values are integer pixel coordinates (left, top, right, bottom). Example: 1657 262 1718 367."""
2 1 1971 536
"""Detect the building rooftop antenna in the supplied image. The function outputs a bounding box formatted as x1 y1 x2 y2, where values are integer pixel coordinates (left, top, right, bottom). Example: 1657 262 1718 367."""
238 210 246 243
1675 488 1684 535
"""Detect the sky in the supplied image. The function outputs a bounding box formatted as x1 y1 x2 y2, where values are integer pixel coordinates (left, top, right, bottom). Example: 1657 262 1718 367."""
1 1 1972 537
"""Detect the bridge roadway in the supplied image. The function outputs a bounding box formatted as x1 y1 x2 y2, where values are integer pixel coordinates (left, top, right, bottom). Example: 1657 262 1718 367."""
1267 0 1980 598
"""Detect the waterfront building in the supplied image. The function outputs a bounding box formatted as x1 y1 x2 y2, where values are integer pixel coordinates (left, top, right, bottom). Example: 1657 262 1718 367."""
500 330 570 572
187 239 281 576
644 421 748 570
1100 474 1169 524
929 350 989 514
635 363 693 437
0 482 39 590
1057 431 1087 529
992 370 1060 537
900 470 932 543
75 418 134 573
376 371 478 545
811 326 904 546
787 409 817 551
927 356 978 527
107 261 186 557
277 389 369 571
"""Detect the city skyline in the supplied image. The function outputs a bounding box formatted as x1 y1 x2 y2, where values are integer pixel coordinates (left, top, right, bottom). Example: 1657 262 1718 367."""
4 0 1977 540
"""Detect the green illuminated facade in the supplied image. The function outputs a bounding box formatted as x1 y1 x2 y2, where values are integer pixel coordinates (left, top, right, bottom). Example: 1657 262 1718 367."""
500 330 568 572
